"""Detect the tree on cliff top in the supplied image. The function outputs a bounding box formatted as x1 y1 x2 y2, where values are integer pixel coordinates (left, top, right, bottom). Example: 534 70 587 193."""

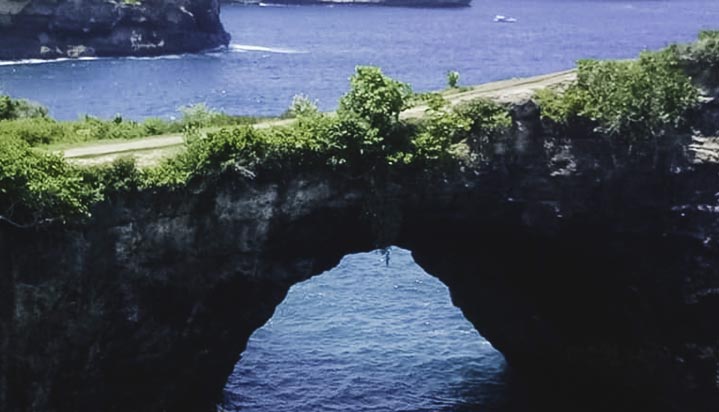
338 66 412 133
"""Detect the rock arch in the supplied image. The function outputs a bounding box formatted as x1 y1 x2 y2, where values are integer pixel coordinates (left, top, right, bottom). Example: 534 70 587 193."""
2 102 719 411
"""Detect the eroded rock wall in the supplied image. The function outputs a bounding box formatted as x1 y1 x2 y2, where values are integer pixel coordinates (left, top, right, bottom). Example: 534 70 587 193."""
398 101 719 411
2 99 719 411
0 175 373 411
0 0 230 59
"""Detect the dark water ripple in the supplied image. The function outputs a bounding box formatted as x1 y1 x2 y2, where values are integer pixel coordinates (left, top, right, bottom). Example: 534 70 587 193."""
222 248 509 412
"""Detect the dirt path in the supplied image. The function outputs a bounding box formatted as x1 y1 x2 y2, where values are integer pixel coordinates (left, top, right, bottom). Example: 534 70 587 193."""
403 69 576 119
63 135 186 159
62 118 297 165
63 69 576 166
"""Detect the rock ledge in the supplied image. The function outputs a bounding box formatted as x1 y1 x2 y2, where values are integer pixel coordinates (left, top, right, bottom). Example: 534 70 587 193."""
0 0 230 60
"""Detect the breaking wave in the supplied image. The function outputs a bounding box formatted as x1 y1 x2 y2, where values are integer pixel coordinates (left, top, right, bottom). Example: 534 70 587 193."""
229 43 307 54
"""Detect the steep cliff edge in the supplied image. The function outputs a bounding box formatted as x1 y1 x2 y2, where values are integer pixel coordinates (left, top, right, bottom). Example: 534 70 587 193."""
400 101 719 411
2 96 719 411
0 0 230 60
0 174 374 411
3 39 719 410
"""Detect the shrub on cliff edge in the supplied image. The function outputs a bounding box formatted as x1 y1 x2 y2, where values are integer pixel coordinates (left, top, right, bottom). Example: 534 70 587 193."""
535 50 698 139
669 30 719 89
339 66 413 133
0 137 99 226
447 71 460 89
0 95 48 121
4 27 712 228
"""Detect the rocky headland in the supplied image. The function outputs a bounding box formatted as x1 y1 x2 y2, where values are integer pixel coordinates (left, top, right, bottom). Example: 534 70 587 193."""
225 0 471 7
0 0 230 60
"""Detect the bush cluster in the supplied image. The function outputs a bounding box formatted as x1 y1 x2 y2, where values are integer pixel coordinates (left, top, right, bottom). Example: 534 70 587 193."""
0 100 264 224
447 71 460 89
0 96 48 121
0 137 100 226
145 67 510 189
0 65 508 226
4 26 717 227
0 99 258 147
535 49 698 139
669 30 719 89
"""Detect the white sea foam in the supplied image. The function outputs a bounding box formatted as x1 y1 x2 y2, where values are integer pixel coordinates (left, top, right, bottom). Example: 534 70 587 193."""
0 44 302 67
0 53 191 67
0 56 100 67
229 44 306 54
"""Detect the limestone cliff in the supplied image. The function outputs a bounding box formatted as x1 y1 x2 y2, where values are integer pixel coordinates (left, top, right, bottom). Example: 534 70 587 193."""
2 94 719 411
0 0 230 60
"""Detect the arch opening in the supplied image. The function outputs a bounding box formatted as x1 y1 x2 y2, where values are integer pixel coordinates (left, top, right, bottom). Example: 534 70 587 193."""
221 247 508 412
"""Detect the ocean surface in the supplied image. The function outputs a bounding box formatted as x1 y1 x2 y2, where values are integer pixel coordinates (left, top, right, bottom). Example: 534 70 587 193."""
222 248 511 412
0 1 719 120
1 2 718 410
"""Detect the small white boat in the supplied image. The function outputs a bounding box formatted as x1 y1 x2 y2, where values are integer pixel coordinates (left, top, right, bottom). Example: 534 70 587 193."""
494 15 517 23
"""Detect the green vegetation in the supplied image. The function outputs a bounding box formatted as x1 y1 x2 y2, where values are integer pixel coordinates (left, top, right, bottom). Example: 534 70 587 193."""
144 67 508 187
0 96 47 121
0 137 99 227
3 30 719 228
670 30 719 88
447 71 460 89
0 99 259 147
396 93 510 166
284 94 321 119
338 66 413 133
535 51 698 139
534 32 719 139
0 66 510 226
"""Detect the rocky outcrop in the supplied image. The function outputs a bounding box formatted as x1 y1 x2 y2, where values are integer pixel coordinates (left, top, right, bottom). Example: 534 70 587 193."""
2 96 719 411
225 0 471 7
0 0 230 60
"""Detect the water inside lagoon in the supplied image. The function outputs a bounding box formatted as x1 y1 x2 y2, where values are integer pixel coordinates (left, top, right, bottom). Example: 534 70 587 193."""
2 1 719 410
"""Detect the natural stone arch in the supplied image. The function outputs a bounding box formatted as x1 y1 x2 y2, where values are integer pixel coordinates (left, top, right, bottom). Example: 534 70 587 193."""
3 102 719 411
220 247 506 411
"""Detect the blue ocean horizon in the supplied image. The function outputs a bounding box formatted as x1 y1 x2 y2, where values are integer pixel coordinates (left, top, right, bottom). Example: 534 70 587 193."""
1 1 718 121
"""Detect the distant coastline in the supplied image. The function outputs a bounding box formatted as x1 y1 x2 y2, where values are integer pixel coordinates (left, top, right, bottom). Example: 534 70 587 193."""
224 0 471 8
0 0 230 61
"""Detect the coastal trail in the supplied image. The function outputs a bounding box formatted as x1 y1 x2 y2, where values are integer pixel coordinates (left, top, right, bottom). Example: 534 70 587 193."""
401 69 576 119
62 69 576 167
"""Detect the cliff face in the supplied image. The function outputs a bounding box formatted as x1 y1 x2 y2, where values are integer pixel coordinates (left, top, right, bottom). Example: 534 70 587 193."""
2 99 719 411
0 0 230 60
0 174 373 411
